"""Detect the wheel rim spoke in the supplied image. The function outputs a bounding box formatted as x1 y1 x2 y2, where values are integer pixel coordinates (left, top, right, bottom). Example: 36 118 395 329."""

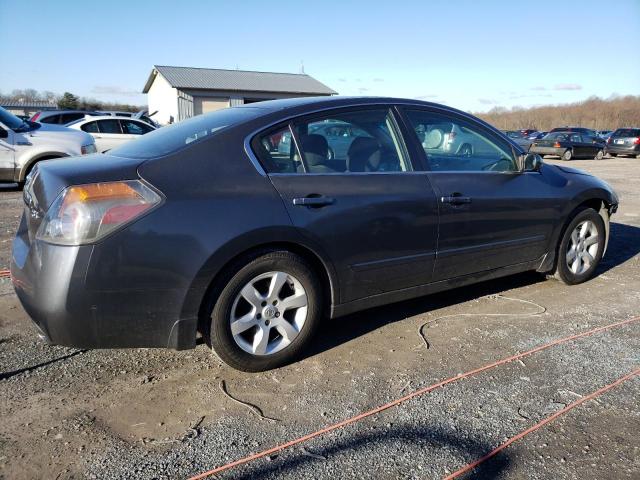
584 235 598 247
231 313 258 335
268 271 288 300
566 248 577 263
280 292 307 311
241 283 264 309
273 318 298 343
252 325 270 355
579 222 589 239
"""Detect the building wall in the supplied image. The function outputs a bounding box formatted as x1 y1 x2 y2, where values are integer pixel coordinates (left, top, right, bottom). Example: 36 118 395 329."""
147 74 178 125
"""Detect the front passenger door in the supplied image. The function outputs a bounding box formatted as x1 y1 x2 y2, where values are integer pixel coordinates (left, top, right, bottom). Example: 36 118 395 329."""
401 108 554 281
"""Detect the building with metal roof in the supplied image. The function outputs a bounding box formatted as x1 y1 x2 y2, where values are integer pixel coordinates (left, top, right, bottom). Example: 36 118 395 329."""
1 100 58 116
143 65 337 125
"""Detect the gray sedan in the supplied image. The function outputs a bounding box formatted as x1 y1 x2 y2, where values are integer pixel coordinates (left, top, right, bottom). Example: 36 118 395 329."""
11 96 618 371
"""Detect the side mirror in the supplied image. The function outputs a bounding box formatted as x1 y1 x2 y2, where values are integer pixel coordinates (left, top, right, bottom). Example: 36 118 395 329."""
523 153 543 172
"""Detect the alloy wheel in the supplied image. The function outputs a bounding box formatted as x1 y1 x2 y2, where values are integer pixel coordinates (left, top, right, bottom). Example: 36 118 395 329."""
565 220 599 275
229 271 308 355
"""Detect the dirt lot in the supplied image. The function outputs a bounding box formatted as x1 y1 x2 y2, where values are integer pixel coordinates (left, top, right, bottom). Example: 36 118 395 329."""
1 157 639 480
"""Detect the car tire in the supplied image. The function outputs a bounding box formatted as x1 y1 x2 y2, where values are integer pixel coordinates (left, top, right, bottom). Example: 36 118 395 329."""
552 208 605 285
562 149 573 161
206 250 323 372
594 150 604 160
608 153 617 158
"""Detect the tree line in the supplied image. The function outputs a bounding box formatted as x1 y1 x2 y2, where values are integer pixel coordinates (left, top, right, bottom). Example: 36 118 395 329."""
475 95 640 131
0 88 144 112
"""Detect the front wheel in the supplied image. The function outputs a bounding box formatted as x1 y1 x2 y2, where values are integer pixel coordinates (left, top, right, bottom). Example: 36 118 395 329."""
562 149 573 161
207 251 322 372
552 208 605 285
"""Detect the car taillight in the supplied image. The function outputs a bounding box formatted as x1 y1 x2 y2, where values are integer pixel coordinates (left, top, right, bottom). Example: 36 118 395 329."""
634 137 640 145
553 142 561 148
36 180 162 245
607 137 612 144
31 112 40 122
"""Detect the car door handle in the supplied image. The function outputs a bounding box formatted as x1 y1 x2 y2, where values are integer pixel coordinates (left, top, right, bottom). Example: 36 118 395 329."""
441 195 472 205
292 196 335 207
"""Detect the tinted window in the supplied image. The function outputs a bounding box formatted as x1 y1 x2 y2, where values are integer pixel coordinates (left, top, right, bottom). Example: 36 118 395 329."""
121 120 153 135
613 128 640 137
81 121 99 133
255 108 410 174
60 113 84 124
110 107 260 159
570 134 582 142
40 114 60 124
404 109 517 172
97 119 122 134
255 125 302 173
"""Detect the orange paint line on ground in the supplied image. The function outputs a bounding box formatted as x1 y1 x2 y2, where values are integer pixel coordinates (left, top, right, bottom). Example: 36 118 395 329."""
444 366 640 479
188 316 640 480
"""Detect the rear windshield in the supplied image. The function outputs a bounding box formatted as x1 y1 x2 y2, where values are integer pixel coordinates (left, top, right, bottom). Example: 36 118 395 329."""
109 107 260 159
612 128 640 138
544 132 570 140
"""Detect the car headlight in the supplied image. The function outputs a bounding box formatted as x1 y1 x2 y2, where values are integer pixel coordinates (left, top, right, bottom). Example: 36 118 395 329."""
81 143 97 155
36 180 162 245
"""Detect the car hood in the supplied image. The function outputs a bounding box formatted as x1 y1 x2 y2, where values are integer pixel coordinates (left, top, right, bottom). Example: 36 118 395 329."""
27 123 94 146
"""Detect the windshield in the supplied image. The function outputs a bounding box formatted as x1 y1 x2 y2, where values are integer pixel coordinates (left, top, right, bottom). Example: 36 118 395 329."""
109 107 261 159
0 106 27 130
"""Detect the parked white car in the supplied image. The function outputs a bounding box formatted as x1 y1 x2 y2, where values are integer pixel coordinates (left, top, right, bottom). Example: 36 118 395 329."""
0 106 96 184
67 116 156 153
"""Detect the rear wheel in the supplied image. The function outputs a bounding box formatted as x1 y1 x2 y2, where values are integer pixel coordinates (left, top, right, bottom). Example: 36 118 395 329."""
552 208 605 285
608 152 617 158
594 150 604 160
207 250 322 372
562 149 573 161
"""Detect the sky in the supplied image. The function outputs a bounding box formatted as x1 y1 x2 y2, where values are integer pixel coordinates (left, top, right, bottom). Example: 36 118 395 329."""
1 0 639 112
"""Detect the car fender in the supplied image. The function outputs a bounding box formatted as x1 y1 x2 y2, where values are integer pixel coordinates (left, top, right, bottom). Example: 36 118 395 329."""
16 150 71 182
179 225 340 326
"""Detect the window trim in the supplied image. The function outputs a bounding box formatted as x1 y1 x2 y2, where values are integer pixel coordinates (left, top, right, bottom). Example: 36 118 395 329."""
397 106 522 174
250 105 417 176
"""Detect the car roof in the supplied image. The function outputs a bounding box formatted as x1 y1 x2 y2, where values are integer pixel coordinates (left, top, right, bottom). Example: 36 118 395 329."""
76 115 152 122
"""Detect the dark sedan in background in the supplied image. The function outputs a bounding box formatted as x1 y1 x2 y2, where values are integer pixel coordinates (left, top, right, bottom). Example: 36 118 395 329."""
606 128 640 158
529 131 606 160
11 96 618 371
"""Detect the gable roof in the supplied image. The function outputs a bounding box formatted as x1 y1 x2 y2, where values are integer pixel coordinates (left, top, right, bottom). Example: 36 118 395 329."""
143 66 337 95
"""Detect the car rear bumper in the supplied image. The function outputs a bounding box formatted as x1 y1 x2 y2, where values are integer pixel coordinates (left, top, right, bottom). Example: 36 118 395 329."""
606 144 640 155
10 215 197 350
529 146 563 156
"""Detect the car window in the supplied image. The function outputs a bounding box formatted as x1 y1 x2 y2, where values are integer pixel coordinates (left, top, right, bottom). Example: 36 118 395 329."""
255 108 410 174
81 121 99 133
613 128 640 137
570 134 582 142
404 109 517 172
97 119 122 134
40 114 60 124
121 120 153 135
60 113 84 124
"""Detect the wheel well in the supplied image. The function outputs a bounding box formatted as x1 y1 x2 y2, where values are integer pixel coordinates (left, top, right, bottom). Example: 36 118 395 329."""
21 155 64 181
197 242 334 333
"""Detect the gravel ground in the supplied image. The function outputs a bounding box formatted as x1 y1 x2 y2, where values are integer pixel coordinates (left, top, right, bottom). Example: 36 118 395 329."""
0 157 639 479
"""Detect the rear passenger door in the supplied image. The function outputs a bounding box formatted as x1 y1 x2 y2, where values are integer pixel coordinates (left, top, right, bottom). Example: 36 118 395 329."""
253 107 440 303
94 119 124 152
400 107 554 281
